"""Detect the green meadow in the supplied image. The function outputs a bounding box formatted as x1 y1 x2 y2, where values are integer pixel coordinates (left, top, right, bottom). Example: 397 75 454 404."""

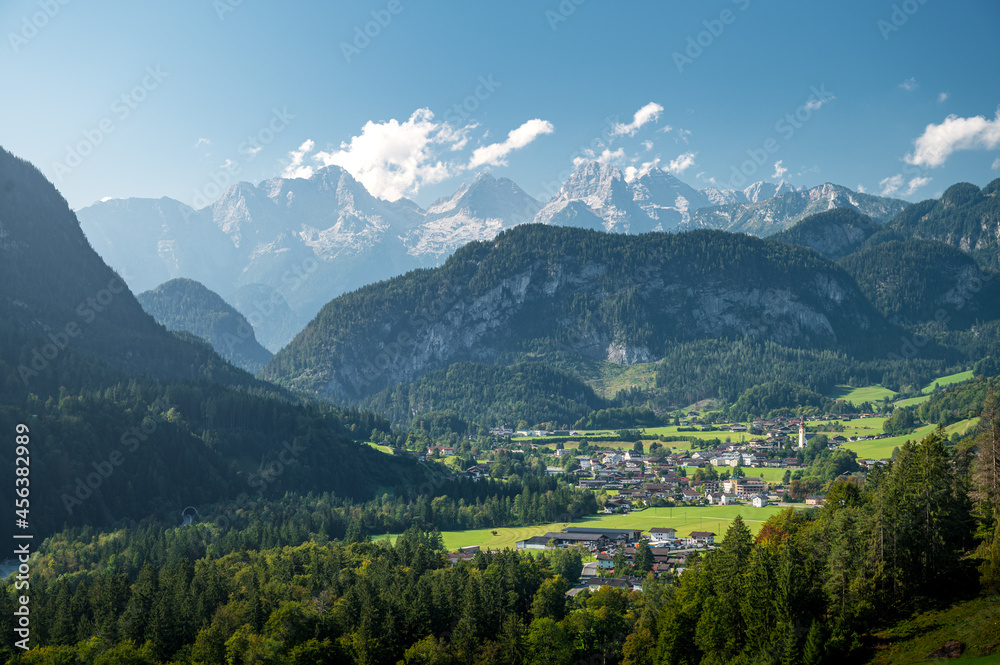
828 384 897 406
376 505 793 551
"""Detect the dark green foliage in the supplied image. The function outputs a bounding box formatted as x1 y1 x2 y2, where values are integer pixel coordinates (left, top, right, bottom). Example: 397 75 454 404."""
653 338 951 408
839 238 999 327
974 356 1000 378
883 407 916 435
573 406 661 429
0 315 419 543
729 381 831 421
137 278 273 373
362 362 605 428
917 375 999 427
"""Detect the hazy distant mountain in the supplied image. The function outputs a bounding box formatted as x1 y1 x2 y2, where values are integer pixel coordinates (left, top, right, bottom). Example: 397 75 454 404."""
535 161 659 232
534 161 807 233
79 168 542 351
686 183 909 236
771 208 880 260
137 278 273 373
74 197 236 295
404 173 541 259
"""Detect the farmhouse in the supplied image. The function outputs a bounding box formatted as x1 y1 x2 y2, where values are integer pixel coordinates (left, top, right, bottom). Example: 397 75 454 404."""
688 531 716 546
648 527 678 545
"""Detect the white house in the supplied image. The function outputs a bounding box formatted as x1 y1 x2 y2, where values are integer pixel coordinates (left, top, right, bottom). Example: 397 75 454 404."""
648 527 678 545
751 495 768 508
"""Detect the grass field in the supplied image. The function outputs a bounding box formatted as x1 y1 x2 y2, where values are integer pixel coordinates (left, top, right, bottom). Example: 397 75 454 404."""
829 384 897 406
921 370 974 394
376 505 794 551
895 394 932 408
645 425 748 444
841 418 979 459
364 441 393 454
867 594 1000 665
753 468 792 484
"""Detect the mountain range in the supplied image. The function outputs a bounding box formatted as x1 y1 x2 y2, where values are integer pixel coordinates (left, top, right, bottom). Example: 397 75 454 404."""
261 224 897 406
77 162 906 350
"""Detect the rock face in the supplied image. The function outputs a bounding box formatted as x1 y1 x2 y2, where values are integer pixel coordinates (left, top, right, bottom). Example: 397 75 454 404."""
263 225 892 404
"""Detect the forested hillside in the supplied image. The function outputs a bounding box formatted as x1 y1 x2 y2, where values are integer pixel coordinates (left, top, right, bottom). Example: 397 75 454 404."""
839 238 1000 326
264 225 897 405
0 148 257 388
361 362 606 429
770 208 879 260
138 279 273 373
887 180 1000 269
0 149 430 543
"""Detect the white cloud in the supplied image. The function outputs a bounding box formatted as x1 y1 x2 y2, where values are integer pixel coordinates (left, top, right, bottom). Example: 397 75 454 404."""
283 139 316 179
641 140 654 152
572 148 625 169
219 158 237 171
879 174 904 196
675 128 692 144
880 173 931 197
905 110 1000 168
696 172 720 187
664 152 696 174
805 96 834 111
899 77 918 92
624 158 661 183
905 176 931 195
992 157 1000 170
938 92 949 103
283 110 553 200
194 137 211 147
611 102 664 137
857 184 867 193
468 118 554 169
311 109 469 200
771 160 788 179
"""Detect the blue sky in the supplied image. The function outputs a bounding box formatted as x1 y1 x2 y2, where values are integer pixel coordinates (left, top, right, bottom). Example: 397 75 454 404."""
2 0 998 210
